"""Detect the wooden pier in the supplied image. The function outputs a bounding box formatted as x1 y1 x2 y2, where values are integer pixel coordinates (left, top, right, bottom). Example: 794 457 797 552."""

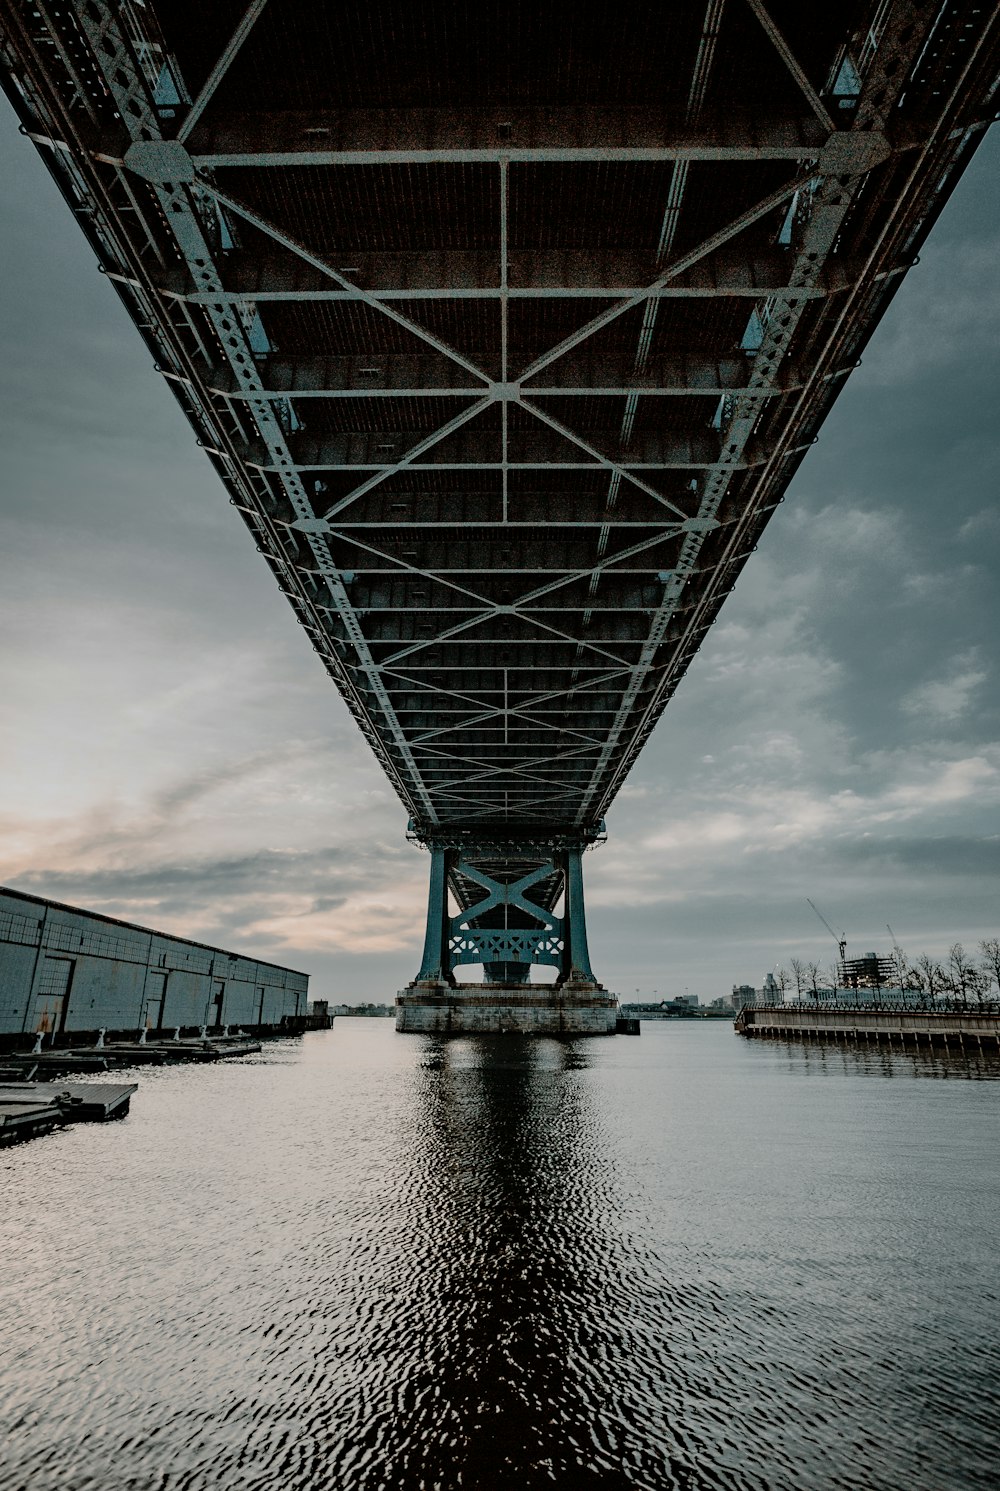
735 1005 1000 1050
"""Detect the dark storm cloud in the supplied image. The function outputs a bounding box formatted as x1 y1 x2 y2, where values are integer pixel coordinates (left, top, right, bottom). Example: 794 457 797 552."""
13 844 372 904
828 834 1000 878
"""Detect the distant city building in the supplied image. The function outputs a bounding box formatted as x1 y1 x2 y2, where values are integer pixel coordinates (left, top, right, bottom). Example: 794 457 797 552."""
839 953 897 990
331 1003 395 1017
739 950 953 1012
619 1000 702 1019
676 994 700 1008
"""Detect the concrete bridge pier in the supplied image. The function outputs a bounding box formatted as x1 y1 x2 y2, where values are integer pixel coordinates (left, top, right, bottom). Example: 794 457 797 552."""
397 836 617 1034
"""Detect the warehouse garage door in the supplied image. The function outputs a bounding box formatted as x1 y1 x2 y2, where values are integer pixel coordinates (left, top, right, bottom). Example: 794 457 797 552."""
143 969 167 1032
31 956 74 1035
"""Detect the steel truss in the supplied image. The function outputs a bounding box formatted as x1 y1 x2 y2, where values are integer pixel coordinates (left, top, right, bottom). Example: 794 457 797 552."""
1 1 998 982
415 834 597 988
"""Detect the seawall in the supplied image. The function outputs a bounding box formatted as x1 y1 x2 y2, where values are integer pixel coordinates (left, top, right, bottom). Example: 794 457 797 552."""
735 1004 1000 1049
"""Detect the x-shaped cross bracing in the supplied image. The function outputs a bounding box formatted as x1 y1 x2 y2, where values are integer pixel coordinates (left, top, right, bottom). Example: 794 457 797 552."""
59 0 937 835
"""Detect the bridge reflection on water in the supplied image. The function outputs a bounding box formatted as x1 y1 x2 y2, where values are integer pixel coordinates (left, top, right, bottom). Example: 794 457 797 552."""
1 1021 997 1491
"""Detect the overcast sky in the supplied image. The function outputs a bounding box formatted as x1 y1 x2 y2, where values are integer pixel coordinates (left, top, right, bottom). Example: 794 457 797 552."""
1 102 998 1002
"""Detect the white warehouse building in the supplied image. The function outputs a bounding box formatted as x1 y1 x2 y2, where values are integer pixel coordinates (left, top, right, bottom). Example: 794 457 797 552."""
0 886 309 1040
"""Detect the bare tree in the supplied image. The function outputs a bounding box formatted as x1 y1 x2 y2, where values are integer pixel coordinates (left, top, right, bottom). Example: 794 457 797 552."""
890 939 908 992
790 957 806 999
805 960 822 1003
775 966 791 998
948 943 973 1007
827 962 842 999
980 938 1000 998
967 961 990 1005
913 952 945 1000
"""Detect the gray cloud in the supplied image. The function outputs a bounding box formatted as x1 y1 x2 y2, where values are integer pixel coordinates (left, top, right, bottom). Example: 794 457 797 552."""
1 107 999 1003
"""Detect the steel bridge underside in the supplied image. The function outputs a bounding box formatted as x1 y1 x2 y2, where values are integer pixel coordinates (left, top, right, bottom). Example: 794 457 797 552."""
2 1 998 978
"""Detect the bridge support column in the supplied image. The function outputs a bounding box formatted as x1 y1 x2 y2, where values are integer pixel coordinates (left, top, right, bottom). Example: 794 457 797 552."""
398 835 617 1034
415 845 454 985
562 845 596 986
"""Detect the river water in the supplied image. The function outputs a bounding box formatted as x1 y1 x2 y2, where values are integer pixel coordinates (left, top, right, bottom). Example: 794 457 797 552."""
1 1020 998 1491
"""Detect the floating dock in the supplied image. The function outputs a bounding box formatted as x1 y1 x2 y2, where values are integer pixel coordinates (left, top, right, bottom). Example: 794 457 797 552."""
1 1035 262 1076
735 1005 1000 1049
0 1092 63 1144
0 1080 138 1143
0 1081 137 1121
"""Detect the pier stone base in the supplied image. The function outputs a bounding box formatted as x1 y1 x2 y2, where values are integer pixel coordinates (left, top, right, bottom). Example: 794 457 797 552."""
396 981 618 1035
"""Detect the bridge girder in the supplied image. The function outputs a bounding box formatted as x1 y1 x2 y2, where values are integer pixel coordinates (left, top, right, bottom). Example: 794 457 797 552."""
2 0 998 861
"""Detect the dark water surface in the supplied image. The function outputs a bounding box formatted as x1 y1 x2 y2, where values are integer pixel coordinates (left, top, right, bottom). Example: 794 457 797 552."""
1 1021 998 1491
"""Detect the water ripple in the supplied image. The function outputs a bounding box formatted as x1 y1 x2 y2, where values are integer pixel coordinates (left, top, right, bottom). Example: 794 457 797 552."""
1 1024 998 1489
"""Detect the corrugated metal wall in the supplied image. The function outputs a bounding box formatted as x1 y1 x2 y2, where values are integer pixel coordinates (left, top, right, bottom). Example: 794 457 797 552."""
0 887 308 1035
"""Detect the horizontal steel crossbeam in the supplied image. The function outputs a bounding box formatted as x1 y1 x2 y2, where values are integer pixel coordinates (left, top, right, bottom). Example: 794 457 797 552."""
3 0 996 849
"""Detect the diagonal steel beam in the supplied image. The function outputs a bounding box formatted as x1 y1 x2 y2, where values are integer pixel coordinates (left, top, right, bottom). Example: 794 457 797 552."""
197 180 493 385
176 0 270 144
517 176 808 383
572 1 938 828
429 743 603 793
510 530 691 611
517 397 690 518
68 0 439 826
329 522 683 613
415 737 602 768
323 529 502 610
320 396 493 518
330 526 684 691
406 689 610 745
379 610 500 669
743 0 837 135
379 669 510 718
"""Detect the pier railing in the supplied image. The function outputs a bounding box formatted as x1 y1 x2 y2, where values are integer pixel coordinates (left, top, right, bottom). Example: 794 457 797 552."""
739 998 1000 1016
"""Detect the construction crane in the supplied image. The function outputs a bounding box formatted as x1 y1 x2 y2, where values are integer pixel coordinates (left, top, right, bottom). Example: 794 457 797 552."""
806 900 847 963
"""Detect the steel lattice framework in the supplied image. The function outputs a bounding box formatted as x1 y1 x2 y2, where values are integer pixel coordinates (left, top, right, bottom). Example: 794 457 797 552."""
1 2 998 984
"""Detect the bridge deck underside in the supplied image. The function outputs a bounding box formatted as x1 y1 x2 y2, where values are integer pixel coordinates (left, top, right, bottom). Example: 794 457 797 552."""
2 1 998 838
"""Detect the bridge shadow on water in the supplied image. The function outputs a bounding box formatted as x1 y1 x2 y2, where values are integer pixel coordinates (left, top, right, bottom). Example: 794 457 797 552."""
293 1031 761 1491
297 1030 1000 1491
327 1034 655 1490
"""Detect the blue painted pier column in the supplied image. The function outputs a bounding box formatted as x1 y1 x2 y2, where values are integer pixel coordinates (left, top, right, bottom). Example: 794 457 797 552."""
563 845 596 985
416 846 452 984
398 836 617 1033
